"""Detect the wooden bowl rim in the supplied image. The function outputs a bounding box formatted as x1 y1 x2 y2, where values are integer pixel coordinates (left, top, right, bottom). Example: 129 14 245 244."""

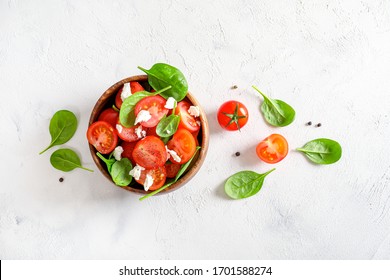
88 75 209 195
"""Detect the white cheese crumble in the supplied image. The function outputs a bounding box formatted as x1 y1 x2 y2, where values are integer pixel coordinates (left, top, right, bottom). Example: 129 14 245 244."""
116 124 123 134
120 83 131 101
134 125 146 139
134 110 152 125
164 97 177 109
129 164 145 180
188 106 200 117
113 146 123 161
143 174 154 191
165 146 181 163
196 120 201 126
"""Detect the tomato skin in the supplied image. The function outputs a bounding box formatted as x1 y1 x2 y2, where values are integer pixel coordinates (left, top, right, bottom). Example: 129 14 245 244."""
87 121 118 154
146 125 158 137
116 121 142 142
135 166 167 191
165 162 181 178
217 100 249 131
132 136 167 169
167 129 196 164
115 82 144 109
176 101 200 133
256 134 289 164
98 108 119 128
121 141 137 165
134 95 168 128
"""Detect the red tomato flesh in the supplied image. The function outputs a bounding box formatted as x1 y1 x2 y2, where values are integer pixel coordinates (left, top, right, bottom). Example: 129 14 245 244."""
135 166 167 191
98 108 119 128
134 95 168 128
175 101 200 133
121 141 137 165
87 121 118 154
165 162 182 178
132 136 167 169
167 129 196 164
115 121 142 142
115 81 145 109
256 134 288 164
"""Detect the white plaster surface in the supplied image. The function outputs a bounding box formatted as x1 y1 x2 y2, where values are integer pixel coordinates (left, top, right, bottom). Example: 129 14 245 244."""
1 0 390 259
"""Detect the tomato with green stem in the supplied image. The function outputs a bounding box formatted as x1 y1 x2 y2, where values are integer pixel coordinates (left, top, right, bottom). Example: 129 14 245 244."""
217 100 248 131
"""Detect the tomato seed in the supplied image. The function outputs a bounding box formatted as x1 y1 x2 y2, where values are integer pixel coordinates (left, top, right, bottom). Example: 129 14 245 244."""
235 152 241 157
59 177 64 182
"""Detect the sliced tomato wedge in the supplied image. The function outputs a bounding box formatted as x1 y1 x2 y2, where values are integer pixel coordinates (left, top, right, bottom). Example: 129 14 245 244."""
132 136 167 169
135 166 167 191
175 101 200 133
115 120 143 142
165 162 182 178
115 82 145 109
87 121 118 154
121 141 137 165
167 129 196 164
134 95 168 128
98 108 119 128
256 134 289 164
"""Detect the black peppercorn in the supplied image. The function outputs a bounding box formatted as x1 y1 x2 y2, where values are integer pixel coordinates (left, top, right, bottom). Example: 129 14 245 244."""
306 121 312 126
316 123 322 127
59 177 64 182
235 152 241 157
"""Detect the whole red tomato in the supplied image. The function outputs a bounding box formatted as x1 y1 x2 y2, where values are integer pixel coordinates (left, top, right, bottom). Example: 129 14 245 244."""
217 100 249 131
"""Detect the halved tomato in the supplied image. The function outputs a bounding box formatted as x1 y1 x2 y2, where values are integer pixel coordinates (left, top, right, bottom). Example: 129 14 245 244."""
135 166 167 191
115 82 145 109
132 136 167 169
98 108 119 128
256 134 288 164
134 95 168 128
116 121 142 142
146 125 158 137
121 141 137 165
167 129 196 164
175 101 200 133
87 121 118 154
165 162 182 178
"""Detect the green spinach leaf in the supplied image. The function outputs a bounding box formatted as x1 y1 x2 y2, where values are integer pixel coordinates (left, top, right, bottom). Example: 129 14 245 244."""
111 158 133 186
224 168 275 199
139 146 201 201
119 86 171 127
156 103 180 137
252 85 295 127
50 148 93 172
138 63 188 101
96 152 116 173
39 110 77 154
297 138 342 164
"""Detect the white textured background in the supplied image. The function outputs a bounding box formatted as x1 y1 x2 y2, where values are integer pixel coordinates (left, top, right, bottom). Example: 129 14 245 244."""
1 0 390 259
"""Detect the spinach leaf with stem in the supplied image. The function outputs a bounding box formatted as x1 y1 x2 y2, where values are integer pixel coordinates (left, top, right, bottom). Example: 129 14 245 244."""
119 86 171 128
224 168 275 199
139 146 201 201
297 138 342 164
252 85 295 127
39 110 77 154
97 152 133 186
138 63 188 101
156 100 180 137
50 148 93 172
96 152 116 173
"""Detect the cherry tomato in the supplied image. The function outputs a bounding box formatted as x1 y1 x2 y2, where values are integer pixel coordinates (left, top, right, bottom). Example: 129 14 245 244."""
135 166 167 191
256 134 288 164
217 100 248 131
115 121 142 142
175 101 200 133
115 82 145 109
132 136 167 169
146 125 158 137
165 162 182 178
121 141 137 165
98 108 119 128
87 121 118 154
134 95 168 128
167 129 196 164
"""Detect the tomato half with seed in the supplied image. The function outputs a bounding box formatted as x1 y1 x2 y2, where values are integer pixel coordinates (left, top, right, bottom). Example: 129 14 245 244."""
115 82 145 109
121 141 137 165
98 108 119 128
135 166 167 191
217 100 248 131
175 101 200 133
256 134 288 164
167 129 196 164
165 162 182 178
132 136 167 169
87 121 118 154
134 95 169 128
115 121 142 142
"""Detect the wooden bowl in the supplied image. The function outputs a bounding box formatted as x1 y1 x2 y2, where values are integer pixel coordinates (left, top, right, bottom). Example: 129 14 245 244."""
88 75 209 195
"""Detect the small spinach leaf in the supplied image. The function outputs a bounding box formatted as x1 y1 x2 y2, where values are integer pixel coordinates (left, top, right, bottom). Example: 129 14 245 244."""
224 168 275 199
50 148 93 172
297 138 342 164
156 114 180 138
110 158 133 186
252 85 295 127
139 146 201 201
96 152 116 173
39 110 78 154
138 63 188 101
119 86 171 127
